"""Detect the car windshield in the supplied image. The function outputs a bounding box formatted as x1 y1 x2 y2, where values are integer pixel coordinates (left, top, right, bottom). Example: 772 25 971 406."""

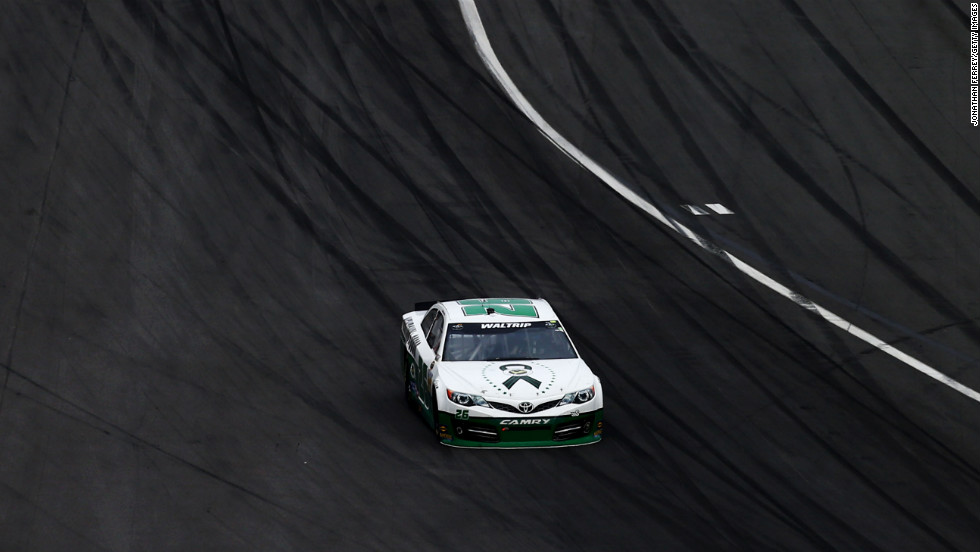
442 321 578 362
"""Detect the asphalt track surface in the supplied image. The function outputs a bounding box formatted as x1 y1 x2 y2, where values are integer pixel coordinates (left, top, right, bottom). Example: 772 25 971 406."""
1 1 978 550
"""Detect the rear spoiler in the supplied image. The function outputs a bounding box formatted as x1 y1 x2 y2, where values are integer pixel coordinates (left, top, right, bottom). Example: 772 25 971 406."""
414 301 438 312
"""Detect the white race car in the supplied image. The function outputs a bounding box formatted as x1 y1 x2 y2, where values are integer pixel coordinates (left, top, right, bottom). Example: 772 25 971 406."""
401 298 603 447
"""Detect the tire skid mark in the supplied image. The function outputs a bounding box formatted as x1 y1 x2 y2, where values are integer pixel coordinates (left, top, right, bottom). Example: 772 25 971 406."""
317 1 490 287
581 227 977 545
464 3 980 544
612 430 833 551
81 8 144 124
843 0 975 152
340 1 556 291
211 0 314 222
594 4 822 298
95 128 352 372
577 334 853 550
564 0 980 389
261 2 319 66
658 135 976 368
492 2 635 178
0 361 332 535
123 2 406 315
618 217 980 481
581 437 747 550
11 49 436 480
447 79 980 486
8 232 436 490
0 477 113 552
553 5 660 203
532 0 692 211
70 326 309 431
337 0 628 222
263 0 537 294
670 301 972 549
222 8 478 322
941 0 970 24
460 19 980 548
720 9 881 379
155 3 480 296
778 0 980 215
336 2 654 298
608 423 779 549
0 2 87 419
171 182 331 406
138 249 442 491
336 3 704 302
162 251 425 471
461 1 625 172
707 60 918 210
631 0 980 347
461 0 980 439
530 230 865 547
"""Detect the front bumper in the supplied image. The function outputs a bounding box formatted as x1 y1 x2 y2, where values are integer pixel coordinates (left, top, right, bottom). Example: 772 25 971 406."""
435 410 603 448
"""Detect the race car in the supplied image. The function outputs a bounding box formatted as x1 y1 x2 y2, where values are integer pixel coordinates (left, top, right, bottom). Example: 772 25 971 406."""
401 298 603 447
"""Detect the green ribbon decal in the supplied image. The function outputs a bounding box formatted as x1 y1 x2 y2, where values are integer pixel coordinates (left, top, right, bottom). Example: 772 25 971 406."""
499 364 541 389
502 375 542 389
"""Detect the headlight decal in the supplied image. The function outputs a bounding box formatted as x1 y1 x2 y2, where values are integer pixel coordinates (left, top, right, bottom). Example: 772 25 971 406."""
447 389 489 408
559 386 595 406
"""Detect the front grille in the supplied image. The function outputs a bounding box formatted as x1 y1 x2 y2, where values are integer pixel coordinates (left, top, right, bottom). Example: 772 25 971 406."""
553 416 593 441
532 399 563 413
486 401 520 413
454 421 499 442
487 399 563 414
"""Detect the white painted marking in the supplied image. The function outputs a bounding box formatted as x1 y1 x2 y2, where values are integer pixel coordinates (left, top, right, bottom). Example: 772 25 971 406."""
458 0 980 404
684 204 710 215
706 203 734 215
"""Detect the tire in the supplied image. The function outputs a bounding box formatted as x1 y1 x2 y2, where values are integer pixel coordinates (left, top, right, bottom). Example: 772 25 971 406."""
403 350 418 409
431 386 440 438
404 366 413 406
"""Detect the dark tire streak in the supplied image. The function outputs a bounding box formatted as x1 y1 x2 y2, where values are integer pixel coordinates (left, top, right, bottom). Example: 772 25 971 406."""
779 0 980 215
0 2 87 418
635 0 980 346
1 361 328 535
672 304 966 551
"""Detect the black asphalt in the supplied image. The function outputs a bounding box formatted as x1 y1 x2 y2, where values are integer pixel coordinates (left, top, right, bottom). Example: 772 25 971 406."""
1 1 978 550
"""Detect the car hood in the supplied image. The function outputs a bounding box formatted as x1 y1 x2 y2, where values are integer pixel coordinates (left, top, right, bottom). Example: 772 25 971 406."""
437 358 594 400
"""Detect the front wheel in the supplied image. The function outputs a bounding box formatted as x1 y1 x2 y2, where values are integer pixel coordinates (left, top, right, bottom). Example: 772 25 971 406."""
404 365 414 406
402 348 417 408
431 387 441 438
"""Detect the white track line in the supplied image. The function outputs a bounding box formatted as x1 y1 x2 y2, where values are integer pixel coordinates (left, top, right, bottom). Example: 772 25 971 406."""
458 0 980 404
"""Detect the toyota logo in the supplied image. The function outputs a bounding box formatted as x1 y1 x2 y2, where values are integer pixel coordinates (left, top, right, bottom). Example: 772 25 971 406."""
518 402 533 413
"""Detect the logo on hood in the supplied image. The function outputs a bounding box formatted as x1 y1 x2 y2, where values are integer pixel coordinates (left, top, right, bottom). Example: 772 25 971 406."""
499 364 541 389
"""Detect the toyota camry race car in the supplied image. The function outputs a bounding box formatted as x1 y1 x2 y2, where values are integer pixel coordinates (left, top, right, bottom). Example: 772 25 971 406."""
401 298 603 447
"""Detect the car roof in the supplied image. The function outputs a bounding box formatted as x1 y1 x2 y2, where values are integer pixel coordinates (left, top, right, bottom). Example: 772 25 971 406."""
436 298 560 324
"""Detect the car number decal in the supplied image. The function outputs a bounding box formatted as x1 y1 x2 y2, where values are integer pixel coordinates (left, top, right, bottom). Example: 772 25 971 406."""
458 298 538 317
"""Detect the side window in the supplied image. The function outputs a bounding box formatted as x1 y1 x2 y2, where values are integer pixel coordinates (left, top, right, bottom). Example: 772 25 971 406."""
420 309 438 337
426 312 445 353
